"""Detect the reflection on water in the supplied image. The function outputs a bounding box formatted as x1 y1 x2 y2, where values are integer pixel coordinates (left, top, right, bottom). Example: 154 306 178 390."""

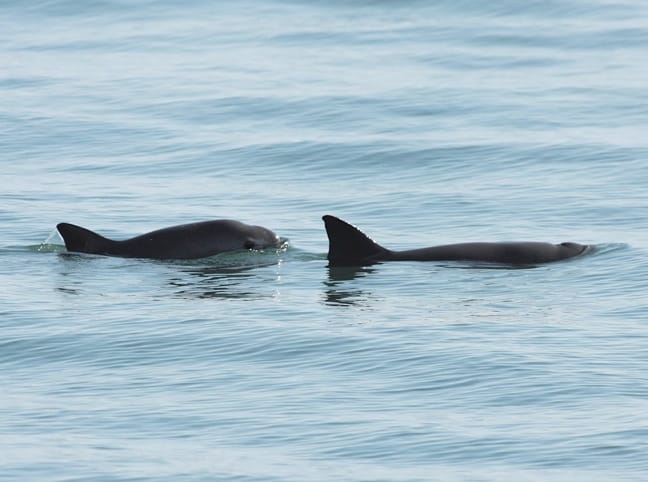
44 242 618 303
53 249 285 300
323 266 377 306
165 247 287 299
168 262 279 299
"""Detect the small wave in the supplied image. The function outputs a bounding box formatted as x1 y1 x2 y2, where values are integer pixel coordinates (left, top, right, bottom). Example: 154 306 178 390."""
0 243 65 256
586 243 630 257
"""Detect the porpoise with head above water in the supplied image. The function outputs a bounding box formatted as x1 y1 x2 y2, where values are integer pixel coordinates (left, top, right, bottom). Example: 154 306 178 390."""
57 219 281 260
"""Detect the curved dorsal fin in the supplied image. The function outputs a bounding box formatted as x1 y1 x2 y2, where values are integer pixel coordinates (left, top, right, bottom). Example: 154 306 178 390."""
322 215 388 266
56 223 112 255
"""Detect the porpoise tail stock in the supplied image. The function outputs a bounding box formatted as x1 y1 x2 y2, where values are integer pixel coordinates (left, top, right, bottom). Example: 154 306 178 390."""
322 215 589 267
57 220 281 260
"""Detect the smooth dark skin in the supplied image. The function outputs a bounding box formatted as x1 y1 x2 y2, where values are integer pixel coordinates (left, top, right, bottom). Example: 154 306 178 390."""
57 220 281 260
323 215 589 267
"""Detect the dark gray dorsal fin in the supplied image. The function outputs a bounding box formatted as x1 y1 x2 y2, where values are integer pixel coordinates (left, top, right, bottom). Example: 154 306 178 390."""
56 223 112 255
322 215 388 266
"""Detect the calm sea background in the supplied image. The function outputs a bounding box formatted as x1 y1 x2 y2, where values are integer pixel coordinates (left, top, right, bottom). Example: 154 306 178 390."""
2 1 648 480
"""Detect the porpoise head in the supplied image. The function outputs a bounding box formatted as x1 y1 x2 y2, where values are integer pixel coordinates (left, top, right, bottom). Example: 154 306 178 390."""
244 224 282 250
558 242 589 258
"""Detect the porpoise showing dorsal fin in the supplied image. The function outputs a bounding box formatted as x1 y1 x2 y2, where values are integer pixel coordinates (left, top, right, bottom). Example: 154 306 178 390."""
322 215 391 266
322 215 589 267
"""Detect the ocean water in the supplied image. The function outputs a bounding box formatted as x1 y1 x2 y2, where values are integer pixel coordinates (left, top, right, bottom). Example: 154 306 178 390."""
2 1 648 480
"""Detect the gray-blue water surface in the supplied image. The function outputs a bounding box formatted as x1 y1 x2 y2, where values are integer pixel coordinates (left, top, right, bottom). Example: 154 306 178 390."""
2 1 648 480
